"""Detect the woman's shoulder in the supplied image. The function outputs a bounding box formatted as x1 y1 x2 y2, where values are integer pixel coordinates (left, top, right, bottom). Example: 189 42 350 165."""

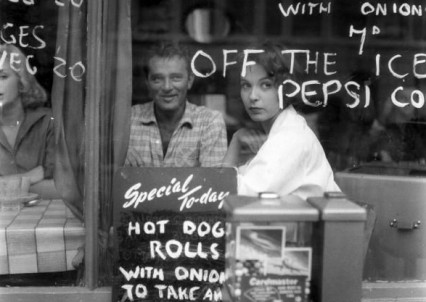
267 112 321 154
26 106 52 115
24 107 54 127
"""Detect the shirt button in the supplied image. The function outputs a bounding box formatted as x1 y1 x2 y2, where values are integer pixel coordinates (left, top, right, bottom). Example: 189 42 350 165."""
156 140 160 144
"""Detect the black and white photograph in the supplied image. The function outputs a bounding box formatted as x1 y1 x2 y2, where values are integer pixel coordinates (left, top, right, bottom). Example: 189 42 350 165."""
236 226 286 260
0 1 425 301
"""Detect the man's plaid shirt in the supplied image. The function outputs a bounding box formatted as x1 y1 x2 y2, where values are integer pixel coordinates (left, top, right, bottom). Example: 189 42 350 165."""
125 101 227 167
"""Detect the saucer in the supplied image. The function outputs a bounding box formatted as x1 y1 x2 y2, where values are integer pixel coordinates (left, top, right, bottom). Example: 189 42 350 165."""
0 193 40 208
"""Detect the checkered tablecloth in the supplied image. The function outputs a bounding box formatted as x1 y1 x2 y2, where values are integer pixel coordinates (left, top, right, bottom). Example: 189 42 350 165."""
0 199 84 274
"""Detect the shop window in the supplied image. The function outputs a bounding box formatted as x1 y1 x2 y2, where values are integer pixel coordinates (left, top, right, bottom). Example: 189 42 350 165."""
0 0 132 297
1 0 425 300
0 0 86 287
130 0 426 300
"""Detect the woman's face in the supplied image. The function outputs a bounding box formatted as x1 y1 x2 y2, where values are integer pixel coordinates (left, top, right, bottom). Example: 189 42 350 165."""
240 64 281 123
0 61 20 107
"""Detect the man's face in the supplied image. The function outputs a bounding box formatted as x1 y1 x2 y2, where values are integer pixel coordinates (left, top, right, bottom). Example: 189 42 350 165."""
146 55 194 113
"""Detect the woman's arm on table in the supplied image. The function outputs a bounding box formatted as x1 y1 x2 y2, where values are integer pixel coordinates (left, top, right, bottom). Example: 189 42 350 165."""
18 166 60 199
20 165 44 184
30 179 61 199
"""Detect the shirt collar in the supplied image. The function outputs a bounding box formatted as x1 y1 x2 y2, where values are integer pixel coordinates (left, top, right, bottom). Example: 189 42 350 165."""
269 105 297 135
16 108 50 145
179 101 195 128
139 101 194 128
23 108 49 126
0 108 50 151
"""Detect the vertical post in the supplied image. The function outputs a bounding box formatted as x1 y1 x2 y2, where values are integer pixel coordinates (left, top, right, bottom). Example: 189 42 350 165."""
85 0 103 289
308 194 367 302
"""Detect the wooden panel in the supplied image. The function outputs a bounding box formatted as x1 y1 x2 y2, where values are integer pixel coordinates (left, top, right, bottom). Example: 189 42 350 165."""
0 286 112 302
362 281 426 302
85 0 102 289
0 282 424 301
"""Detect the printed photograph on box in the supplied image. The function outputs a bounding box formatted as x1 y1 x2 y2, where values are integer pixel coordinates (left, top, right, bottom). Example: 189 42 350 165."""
265 247 312 280
232 247 312 302
235 259 266 277
240 275 307 302
236 226 286 260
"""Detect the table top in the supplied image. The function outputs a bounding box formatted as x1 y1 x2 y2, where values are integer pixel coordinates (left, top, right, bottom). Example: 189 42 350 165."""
0 199 85 275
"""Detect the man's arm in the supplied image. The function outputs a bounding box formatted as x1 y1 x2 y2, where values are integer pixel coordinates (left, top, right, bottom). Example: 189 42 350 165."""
223 128 267 167
199 111 228 167
124 105 145 167
125 147 144 166
222 132 241 167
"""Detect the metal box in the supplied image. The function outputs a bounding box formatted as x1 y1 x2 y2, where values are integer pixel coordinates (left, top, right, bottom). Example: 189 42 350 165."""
336 164 426 281
224 193 319 302
224 192 367 302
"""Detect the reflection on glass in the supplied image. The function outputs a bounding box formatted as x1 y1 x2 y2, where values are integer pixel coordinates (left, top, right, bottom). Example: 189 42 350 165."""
185 8 230 43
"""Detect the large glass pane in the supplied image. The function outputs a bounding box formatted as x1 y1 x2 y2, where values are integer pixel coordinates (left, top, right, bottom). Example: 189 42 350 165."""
0 1 86 287
129 0 426 289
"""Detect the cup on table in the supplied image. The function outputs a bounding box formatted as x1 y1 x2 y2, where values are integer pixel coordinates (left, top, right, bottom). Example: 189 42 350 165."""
0 176 31 211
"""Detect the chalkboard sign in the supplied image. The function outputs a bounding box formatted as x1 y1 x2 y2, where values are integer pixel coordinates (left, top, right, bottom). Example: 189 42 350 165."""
112 167 237 302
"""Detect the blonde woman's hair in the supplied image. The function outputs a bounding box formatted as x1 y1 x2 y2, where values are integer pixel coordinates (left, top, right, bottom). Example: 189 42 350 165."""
0 44 47 108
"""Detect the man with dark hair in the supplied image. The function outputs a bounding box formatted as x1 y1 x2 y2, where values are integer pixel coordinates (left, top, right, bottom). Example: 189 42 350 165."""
125 42 227 167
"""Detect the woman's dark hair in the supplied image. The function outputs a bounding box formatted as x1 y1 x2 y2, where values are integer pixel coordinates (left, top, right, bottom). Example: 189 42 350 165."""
239 41 302 108
240 41 301 86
